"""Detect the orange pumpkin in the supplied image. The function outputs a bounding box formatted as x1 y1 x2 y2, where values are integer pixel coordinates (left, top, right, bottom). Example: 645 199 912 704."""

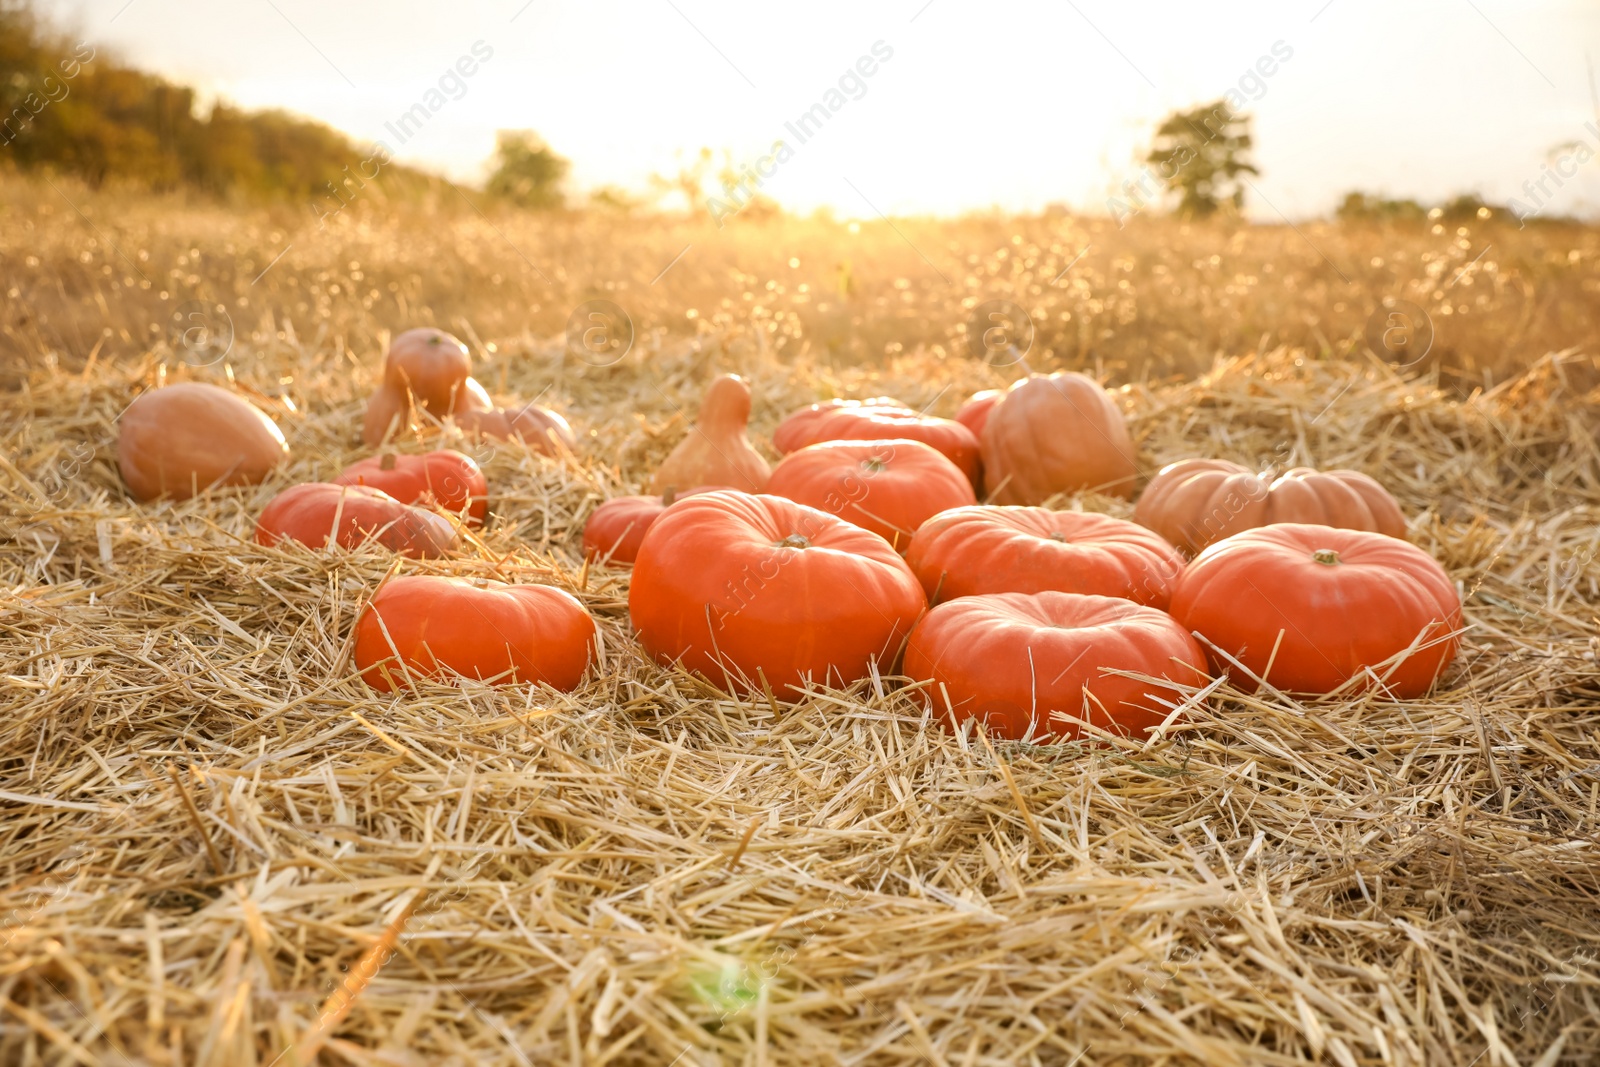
362 328 475 445
362 328 574 453
766 439 975 551
954 389 1003 439
650 375 771 494
118 382 290 502
332 450 488 526
1133 458 1407 555
628 491 927 696
255 483 458 559
773 403 981 489
772 396 908 454
582 485 731 564
1169 523 1460 697
354 575 596 691
904 592 1208 740
905 507 1186 608
980 373 1138 504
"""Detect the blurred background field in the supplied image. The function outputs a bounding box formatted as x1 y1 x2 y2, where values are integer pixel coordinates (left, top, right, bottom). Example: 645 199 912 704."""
4 168 1600 395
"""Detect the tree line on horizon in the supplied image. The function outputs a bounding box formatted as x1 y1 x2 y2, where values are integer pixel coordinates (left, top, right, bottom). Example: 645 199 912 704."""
0 3 1548 227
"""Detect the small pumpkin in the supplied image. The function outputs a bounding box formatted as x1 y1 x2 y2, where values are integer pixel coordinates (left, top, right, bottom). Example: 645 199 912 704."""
1133 458 1406 555
354 575 596 691
904 591 1208 741
906 507 1186 608
362 328 573 453
1169 523 1460 697
362 328 476 445
255 483 458 559
332 449 488 526
766 439 975 551
628 491 927 696
772 396 908 454
118 382 290 502
582 485 731 565
980 373 1138 504
455 401 577 454
773 402 981 489
649 375 771 495
954 388 1003 439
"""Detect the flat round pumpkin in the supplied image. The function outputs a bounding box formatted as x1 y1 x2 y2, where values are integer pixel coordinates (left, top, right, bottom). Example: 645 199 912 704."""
979 373 1138 504
628 491 927 696
255 483 458 559
766 439 976 551
354 575 596 691
1134 458 1406 555
906 507 1186 608
772 397 908 454
332 450 488 526
904 592 1208 741
117 382 290 502
1169 523 1460 697
773 403 980 488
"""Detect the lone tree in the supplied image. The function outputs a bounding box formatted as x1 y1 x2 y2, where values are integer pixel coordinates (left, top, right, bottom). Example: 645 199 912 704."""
1143 100 1259 218
486 131 569 209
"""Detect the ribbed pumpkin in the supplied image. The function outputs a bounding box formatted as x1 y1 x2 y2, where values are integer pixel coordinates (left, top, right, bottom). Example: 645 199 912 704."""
773 402 980 489
1133 458 1406 555
117 382 290 502
980 373 1138 504
354 576 596 691
332 450 488 526
904 592 1208 740
255 483 458 559
1169 524 1460 697
905 507 1185 608
628 491 927 696
649 375 771 494
772 397 907 454
766 439 975 551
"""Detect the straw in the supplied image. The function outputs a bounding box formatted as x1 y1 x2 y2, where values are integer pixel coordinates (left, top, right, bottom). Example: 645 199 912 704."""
3 213 1600 1063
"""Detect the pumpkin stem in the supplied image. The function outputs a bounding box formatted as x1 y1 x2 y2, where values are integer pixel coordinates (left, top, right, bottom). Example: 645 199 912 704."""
662 486 678 506
1048 531 1068 542
1312 549 1340 565
777 534 811 550
380 452 398 471
861 456 889 474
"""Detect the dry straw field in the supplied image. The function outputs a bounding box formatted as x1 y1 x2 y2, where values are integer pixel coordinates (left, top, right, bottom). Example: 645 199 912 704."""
3 172 1600 1065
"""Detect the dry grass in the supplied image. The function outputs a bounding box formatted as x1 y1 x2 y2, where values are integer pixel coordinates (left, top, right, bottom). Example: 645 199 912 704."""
5 171 1600 387
2 177 1600 1065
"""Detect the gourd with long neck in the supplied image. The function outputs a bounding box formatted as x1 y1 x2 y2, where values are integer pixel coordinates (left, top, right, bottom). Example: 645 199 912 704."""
649 374 771 495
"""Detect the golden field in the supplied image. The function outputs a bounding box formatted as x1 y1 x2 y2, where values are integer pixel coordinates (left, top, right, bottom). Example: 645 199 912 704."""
2 172 1599 1065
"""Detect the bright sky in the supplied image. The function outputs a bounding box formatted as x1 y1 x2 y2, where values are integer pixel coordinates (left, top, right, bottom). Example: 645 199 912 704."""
41 0 1600 220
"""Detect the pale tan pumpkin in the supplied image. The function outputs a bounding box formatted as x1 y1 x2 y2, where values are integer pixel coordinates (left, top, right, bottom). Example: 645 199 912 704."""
456 402 577 454
979 373 1138 504
118 382 290 502
1134 458 1407 555
649 374 771 494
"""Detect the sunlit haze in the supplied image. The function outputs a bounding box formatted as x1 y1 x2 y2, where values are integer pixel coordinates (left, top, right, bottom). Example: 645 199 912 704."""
38 0 1600 218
